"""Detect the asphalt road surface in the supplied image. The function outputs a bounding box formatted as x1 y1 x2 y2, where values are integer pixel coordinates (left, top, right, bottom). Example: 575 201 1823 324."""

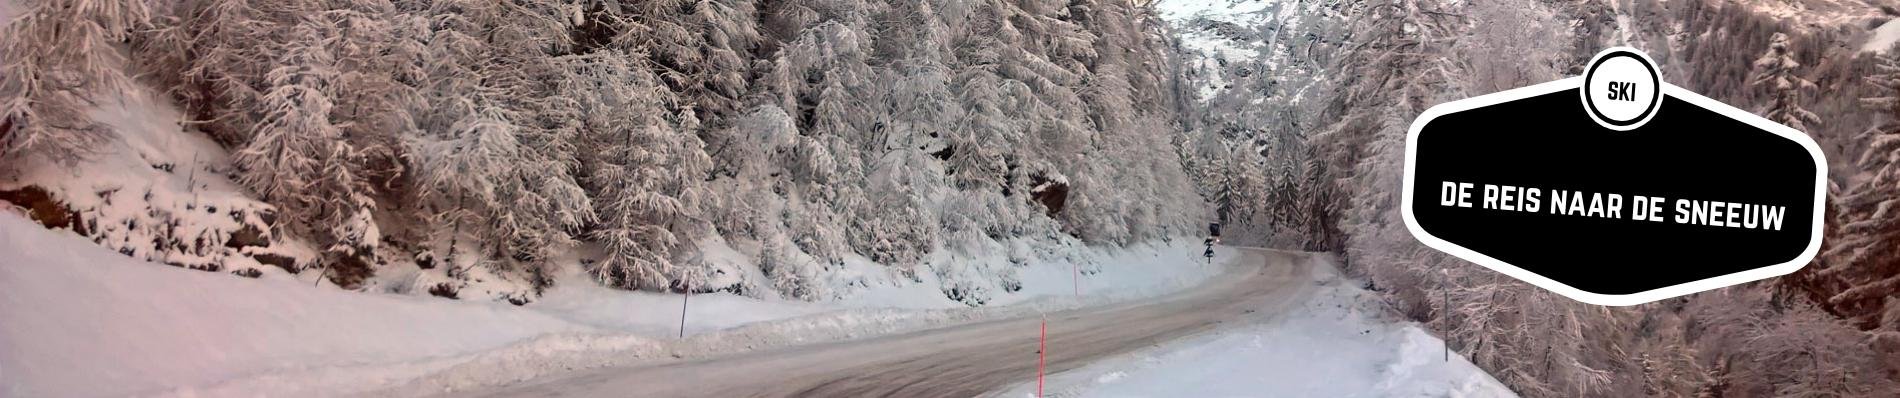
470 248 1318 398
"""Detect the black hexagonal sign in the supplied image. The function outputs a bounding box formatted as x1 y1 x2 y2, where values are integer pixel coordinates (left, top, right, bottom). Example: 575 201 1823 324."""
1402 48 1827 306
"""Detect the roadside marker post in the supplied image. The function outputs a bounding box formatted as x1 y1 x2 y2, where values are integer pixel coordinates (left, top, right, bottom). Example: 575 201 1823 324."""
679 282 691 339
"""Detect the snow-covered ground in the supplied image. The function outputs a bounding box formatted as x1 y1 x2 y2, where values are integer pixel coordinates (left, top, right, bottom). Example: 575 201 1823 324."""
1733 0 1888 30
531 238 1223 337
0 211 1231 397
994 258 1516 398
1864 18 1900 54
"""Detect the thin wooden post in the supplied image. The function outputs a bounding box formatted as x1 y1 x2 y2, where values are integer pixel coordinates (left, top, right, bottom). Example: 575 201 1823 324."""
679 285 691 339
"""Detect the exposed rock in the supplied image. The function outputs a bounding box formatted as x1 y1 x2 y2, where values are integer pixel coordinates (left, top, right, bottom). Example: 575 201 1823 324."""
0 186 86 235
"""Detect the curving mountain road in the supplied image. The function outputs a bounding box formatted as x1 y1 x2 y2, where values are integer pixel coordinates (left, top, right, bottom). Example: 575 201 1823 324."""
468 248 1317 398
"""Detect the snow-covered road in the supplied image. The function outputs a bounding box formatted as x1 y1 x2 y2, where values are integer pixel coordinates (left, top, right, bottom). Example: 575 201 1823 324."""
463 249 1315 397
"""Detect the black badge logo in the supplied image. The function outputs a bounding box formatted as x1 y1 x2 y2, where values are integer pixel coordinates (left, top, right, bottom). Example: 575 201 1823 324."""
1402 47 1827 306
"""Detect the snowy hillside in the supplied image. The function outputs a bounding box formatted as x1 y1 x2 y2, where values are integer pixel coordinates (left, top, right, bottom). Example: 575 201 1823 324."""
2 0 1208 309
1158 0 1345 106
1863 18 1900 53
0 78 315 282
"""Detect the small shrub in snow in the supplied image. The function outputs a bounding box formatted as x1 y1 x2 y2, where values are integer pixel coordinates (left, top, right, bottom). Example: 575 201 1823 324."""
319 254 375 290
942 282 989 307
504 294 531 306
428 283 460 300
414 250 435 270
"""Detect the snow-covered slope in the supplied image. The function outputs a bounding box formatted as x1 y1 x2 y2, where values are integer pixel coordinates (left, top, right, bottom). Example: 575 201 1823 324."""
1160 0 1347 109
0 211 1232 397
1863 18 1900 53
0 213 584 397
997 259 1516 397
0 81 313 280
1732 0 1888 29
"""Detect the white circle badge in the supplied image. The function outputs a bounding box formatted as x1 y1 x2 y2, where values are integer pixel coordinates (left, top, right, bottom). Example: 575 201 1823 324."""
1580 47 1662 131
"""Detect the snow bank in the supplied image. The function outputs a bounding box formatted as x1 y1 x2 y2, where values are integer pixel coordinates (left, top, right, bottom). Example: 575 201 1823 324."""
996 258 1517 397
0 214 596 397
529 239 1225 336
1863 18 1900 54
0 211 1231 397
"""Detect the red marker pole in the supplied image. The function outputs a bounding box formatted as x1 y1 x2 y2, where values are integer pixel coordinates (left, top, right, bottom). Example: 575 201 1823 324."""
1037 316 1047 398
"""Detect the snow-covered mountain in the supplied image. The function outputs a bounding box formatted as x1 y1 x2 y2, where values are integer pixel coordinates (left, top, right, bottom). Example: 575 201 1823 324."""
1159 0 1348 112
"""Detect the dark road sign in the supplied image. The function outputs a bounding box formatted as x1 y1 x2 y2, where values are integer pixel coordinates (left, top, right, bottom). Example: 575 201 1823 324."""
1402 48 1826 306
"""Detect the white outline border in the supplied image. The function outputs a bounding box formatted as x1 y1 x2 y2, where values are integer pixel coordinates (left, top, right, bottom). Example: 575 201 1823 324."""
1401 77 1828 307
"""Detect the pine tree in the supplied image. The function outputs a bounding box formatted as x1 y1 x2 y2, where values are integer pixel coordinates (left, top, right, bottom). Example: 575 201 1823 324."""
1821 48 1900 324
232 28 336 216
566 50 714 291
1213 147 1268 226
411 101 534 271
947 69 1018 191
231 23 382 286
613 0 761 117
135 0 335 146
1751 32 1821 131
400 0 598 284
854 57 955 266
1 0 150 163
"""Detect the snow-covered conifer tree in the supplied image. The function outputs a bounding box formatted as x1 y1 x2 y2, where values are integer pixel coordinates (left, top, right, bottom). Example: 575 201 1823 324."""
410 104 523 271
948 69 1018 191
231 23 383 286
231 28 336 215
0 0 149 163
1751 33 1821 131
563 50 714 291
1213 148 1269 226
1822 48 1900 323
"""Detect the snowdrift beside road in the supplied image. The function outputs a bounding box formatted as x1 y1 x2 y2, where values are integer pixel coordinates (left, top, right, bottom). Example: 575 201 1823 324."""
996 257 1517 397
0 213 1230 397
0 213 587 397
